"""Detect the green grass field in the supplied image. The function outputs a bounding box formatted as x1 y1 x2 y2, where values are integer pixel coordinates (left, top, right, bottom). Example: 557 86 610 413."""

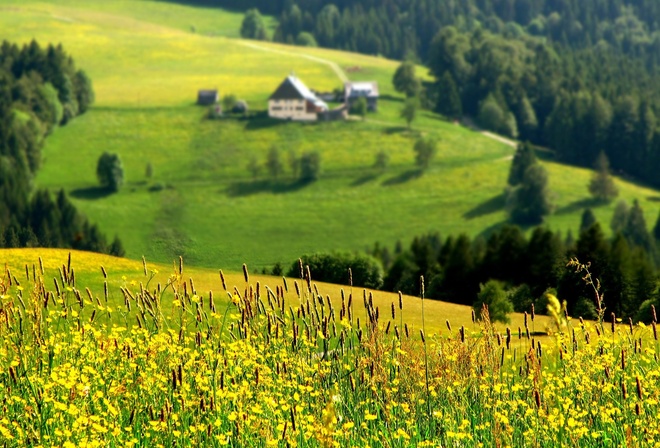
3 0 660 272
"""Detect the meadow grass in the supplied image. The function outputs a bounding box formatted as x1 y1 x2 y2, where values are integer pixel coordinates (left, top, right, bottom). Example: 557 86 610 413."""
2 1 660 272
1 248 659 447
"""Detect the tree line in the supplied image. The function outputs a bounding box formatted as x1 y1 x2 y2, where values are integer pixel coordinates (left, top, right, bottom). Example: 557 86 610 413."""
0 40 123 255
367 203 660 323
230 0 660 62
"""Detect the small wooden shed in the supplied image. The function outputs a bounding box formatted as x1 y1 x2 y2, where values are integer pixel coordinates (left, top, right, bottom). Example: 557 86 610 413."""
197 89 219 105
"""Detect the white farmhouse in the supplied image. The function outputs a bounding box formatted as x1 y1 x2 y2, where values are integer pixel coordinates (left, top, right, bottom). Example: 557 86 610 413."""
268 75 328 121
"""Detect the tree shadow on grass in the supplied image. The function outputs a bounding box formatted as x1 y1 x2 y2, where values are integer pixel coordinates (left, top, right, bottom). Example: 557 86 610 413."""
555 197 602 215
69 186 113 200
350 171 382 187
225 179 312 197
243 114 287 131
379 94 404 103
382 126 409 135
382 169 423 186
463 194 506 220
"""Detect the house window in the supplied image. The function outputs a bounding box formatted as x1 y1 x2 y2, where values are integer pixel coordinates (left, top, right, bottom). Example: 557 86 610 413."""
272 106 282 111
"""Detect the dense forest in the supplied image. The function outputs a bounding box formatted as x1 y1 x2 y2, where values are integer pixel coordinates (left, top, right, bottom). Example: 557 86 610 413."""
0 40 123 254
368 206 658 322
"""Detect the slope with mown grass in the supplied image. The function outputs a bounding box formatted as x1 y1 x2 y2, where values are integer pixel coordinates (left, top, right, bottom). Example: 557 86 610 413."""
2 1 660 272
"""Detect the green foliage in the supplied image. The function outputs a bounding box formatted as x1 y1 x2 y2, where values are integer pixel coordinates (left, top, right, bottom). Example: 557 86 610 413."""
287 252 384 289
635 298 659 324
435 71 462 119
240 8 267 40
221 94 237 113
265 146 283 180
295 32 317 47
508 284 533 313
579 209 598 235
373 150 389 172
474 280 513 324
38 82 63 128
611 200 630 234
109 235 126 257
508 142 537 186
478 94 505 134
145 162 153 179
413 137 437 171
622 200 654 252
74 70 95 114
400 96 419 129
589 152 618 203
508 164 553 225
299 151 321 182
247 156 261 179
392 61 420 98
350 97 368 120
96 152 125 192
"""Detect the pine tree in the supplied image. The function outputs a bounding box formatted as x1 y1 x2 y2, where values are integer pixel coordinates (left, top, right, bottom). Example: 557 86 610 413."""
611 200 630 234
580 208 598 234
588 152 618 202
623 199 654 253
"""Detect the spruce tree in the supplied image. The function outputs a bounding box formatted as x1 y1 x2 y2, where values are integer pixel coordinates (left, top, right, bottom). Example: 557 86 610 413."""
623 200 654 253
588 151 618 202
508 142 536 186
579 208 597 234
611 200 630 234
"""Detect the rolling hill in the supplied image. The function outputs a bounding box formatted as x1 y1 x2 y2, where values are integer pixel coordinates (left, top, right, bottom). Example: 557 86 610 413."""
2 0 660 272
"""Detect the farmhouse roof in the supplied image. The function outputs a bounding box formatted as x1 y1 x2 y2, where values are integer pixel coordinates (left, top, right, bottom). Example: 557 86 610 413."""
270 75 328 109
345 81 379 99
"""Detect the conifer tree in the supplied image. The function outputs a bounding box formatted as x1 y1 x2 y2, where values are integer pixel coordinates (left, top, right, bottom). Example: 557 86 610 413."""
588 152 618 202
611 200 630 234
436 71 462 119
508 142 536 186
623 200 654 253
580 208 598 234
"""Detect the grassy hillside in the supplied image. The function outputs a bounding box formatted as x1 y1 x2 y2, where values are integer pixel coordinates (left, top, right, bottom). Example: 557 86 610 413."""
1 247 552 336
3 1 660 272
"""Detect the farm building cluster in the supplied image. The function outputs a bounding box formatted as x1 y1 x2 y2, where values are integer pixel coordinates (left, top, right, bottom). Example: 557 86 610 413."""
197 74 379 122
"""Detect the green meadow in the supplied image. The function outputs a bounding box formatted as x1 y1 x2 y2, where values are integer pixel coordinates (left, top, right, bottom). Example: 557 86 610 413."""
3 1 660 271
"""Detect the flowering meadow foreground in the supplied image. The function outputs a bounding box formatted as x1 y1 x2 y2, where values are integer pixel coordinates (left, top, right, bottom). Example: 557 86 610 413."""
1 255 660 447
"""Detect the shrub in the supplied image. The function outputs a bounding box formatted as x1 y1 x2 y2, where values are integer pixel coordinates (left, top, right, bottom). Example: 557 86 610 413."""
287 252 384 290
96 152 124 192
474 280 513 324
299 151 321 182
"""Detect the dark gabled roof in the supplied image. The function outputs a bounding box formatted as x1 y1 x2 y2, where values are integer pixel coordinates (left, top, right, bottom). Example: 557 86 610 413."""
198 89 218 98
269 77 306 101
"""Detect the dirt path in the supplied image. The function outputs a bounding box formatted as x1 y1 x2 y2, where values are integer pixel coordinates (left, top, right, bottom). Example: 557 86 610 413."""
237 41 348 83
480 131 517 148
